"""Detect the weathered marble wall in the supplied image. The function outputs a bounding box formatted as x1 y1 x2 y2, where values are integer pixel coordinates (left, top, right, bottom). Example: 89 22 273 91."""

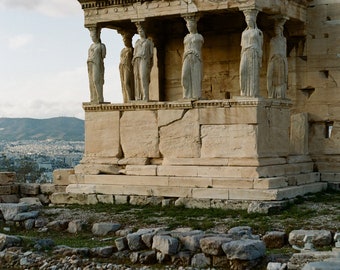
287 1 340 176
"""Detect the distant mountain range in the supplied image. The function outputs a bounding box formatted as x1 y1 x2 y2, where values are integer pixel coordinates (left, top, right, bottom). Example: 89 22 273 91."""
0 117 84 141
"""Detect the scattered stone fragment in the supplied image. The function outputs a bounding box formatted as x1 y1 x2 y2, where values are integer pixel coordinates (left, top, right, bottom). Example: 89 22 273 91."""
200 236 232 256
92 222 121 236
222 239 266 260
263 231 287 249
67 220 86 234
191 253 211 268
289 230 332 247
152 235 179 256
126 233 146 251
0 233 22 251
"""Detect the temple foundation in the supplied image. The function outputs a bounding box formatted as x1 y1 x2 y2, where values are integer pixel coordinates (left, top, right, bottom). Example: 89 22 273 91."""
67 98 326 204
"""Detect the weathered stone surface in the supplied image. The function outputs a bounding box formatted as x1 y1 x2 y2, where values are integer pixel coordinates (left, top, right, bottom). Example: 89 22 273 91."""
289 230 332 247
200 236 232 256
24 219 35 230
288 251 334 270
68 220 86 234
201 124 257 158
75 164 120 175
248 201 290 214
222 239 266 260
267 262 286 270
120 110 159 158
263 231 286 249
141 233 155 248
0 233 22 251
290 113 309 155
0 172 16 185
191 253 211 268
53 169 75 185
40 184 56 195
180 233 205 252
159 109 200 158
302 261 340 270
13 210 40 222
19 197 43 208
228 226 252 239
115 237 128 251
0 203 29 221
152 235 179 255
0 185 12 195
114 195 129 204
20 184 40 195
97 194 114 204
126 233 146 251
92 222 121 236
171 250 192 266
91 246 114 258
139 250 157 264
50 193 98 205
0 195 19 203
46 220 69 231
84 111 121 158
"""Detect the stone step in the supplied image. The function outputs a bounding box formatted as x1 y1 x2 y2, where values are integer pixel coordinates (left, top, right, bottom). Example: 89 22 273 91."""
79 173 321 190
65 182 327 201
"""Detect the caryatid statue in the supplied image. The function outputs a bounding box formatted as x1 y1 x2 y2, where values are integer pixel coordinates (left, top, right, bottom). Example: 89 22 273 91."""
87 27 106 104
239 9 263 97
132 22 154 101
181 14 204 100
267 17 288 99
119 30 134 102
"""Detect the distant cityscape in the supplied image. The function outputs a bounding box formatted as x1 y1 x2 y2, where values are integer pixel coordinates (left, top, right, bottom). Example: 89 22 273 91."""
0 140 84 183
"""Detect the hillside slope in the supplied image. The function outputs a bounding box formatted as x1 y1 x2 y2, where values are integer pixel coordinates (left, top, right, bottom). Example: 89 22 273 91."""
0 117 84 141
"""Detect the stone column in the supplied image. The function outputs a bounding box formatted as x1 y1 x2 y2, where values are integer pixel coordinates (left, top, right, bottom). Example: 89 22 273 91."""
131 21 154 101
267 16 288 99
87 26 106 104
117 29 134 102
181 13 204 100
239 9 263 97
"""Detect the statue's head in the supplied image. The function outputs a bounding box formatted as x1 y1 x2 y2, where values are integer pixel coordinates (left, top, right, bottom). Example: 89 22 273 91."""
244 9 258 28
135 22 146 39
185 16 198 33
89 27 100 42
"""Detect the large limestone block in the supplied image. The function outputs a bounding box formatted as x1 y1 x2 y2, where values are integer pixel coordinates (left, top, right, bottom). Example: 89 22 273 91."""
158 109 184 127
199 107 258 125
83 174 169 186
159 109 200 158
0 172 16 185
50 193 98 205
53 169 75 186
122 165 157 176
120 110 159 158
257 108 290 157
201 125 258 158
310 121 340 155
85 111 121 158
290 113 309 155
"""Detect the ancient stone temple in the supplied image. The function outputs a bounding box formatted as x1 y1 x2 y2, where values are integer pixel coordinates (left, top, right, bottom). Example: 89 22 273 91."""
68 0 340 207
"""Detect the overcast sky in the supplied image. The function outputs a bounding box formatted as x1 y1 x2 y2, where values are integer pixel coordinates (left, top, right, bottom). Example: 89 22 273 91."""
0 0 124 119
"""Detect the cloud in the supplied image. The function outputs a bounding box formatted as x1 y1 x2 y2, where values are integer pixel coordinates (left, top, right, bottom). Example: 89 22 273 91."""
0 0 80 18
0 65 123 119
8 34 33 50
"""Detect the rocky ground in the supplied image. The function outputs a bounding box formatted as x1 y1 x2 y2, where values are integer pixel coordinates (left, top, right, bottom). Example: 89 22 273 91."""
0 190 339 269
